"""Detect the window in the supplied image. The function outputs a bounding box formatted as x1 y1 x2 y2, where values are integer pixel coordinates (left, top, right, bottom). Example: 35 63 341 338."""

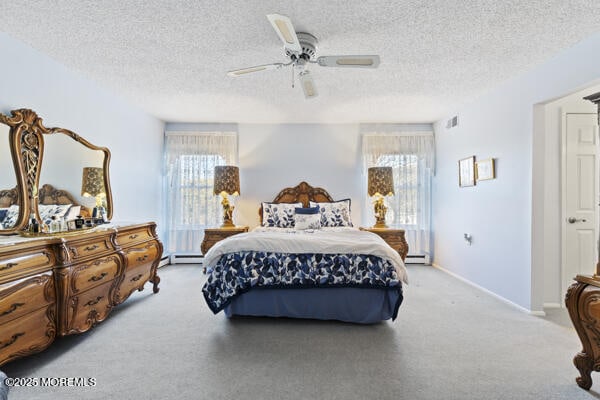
175 154 224 227
377 154 419 226
362 130 435 259
164 131 237 253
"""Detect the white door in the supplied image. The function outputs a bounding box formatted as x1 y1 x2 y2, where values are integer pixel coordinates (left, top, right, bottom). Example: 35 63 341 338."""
563 113 599 298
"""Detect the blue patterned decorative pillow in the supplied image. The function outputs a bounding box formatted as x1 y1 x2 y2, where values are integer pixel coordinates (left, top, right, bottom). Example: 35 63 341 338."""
39 204 72 225
309 199 353 227
2 205 20 228
294 207 321 230
261 202 302 228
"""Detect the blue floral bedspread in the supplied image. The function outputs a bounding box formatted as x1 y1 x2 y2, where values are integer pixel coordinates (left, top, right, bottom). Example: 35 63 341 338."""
202 251 403 318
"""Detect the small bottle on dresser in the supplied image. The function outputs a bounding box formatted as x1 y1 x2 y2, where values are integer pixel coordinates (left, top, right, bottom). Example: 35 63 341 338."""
29 213 39 233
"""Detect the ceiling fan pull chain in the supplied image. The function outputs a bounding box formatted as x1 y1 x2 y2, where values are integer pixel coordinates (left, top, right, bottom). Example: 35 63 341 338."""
291 66 295 88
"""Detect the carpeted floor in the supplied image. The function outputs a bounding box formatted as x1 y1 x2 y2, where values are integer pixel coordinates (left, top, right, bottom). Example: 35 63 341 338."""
2 264 598 400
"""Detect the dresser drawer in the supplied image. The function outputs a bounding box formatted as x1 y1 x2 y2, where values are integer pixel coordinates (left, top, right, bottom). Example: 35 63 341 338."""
0 304 56 366
115 226 154 247
123 241 159 271
0 272 55 325
65 280 113 334
65 236 114 262
114 265 152 305
0 251 54 278
69 254 121 295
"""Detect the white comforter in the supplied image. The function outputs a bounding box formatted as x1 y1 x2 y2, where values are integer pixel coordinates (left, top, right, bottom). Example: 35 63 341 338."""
203 227 408 284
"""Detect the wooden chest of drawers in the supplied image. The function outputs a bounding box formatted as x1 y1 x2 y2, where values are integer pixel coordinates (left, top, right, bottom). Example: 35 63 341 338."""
0 221 162 365
0 262 56 366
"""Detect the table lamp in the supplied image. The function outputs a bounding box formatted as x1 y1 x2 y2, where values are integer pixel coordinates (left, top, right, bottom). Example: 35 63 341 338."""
81 167 106 220
214 165 240 228
368 166 394 228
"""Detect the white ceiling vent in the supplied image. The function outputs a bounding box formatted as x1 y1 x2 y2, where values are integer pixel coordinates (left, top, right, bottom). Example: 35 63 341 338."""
446 116 458 129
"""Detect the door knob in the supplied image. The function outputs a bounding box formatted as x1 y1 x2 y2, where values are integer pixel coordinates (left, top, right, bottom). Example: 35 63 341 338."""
568 217 587 224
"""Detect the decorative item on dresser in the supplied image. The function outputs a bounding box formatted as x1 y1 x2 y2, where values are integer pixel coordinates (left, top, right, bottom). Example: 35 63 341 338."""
359 227 408 262
566 90 600 390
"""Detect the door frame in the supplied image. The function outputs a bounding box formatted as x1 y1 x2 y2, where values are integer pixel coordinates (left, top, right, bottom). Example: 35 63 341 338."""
560 110 599 304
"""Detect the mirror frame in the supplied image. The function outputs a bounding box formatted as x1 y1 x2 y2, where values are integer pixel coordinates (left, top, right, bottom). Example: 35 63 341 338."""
0 109 113 235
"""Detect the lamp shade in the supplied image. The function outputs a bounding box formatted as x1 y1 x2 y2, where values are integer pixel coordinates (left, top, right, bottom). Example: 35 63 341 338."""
368 167 394 196
81 167 106 197
213 166 240 196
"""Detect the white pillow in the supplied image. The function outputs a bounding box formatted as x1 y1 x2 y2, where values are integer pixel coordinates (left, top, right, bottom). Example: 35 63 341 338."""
309 199 353 227
261 202 302 228
294 207 321 230
39 204 72 225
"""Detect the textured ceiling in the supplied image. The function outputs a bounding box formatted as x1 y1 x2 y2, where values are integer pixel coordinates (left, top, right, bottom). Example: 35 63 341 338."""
1 1 599 123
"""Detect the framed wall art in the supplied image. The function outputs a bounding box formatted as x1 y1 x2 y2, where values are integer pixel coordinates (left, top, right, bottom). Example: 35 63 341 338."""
458 156 476 187
476 158 496 181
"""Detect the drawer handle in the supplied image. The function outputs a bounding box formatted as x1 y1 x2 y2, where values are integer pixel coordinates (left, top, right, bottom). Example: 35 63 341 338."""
84 245 99 252
0 332 25 350
0 262 18 271
131 274 143 282
136 255 149 263
0 302 25 317
88 272 108 282
85 296 103 307
128 234 139 240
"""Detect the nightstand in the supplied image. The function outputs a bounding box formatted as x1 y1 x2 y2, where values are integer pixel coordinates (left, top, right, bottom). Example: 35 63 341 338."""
201 226 249 255
359 227 408 261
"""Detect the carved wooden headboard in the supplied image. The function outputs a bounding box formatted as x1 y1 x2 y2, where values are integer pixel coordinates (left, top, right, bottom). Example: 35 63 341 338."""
38 184 82 206
258 181 334 223
0 187 19 208
0 184 90 216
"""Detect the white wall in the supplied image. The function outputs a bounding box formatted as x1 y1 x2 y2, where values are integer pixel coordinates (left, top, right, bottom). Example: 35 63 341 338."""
541 84 600 305
0 33 164 232
433 33 600 312
236 124 363 228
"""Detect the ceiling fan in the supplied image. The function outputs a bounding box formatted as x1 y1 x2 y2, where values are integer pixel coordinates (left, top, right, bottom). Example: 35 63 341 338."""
227 14 381 99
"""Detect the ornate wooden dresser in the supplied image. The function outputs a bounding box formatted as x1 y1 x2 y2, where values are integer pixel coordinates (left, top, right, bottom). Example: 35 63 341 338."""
0 222 161 365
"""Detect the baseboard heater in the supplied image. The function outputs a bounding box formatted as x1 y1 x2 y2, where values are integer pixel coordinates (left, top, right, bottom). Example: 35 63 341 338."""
404 255 429 265
157 255 170 268
169 254 204 265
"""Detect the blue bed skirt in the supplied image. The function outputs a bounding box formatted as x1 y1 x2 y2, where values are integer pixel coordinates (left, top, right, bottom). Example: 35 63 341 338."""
223 287 402 324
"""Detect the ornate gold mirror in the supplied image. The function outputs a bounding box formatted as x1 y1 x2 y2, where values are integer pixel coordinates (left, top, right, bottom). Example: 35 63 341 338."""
0 119 26 233
0 109 112 235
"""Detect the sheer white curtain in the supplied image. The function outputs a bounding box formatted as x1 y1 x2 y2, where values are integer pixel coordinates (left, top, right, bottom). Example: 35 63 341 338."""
362 128 435 262
164 131 238 254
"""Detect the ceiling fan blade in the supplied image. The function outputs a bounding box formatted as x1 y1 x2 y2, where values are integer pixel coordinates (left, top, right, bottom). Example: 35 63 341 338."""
317 55 381 68
227 63 283 77
299 72 318 99
267 14 302 54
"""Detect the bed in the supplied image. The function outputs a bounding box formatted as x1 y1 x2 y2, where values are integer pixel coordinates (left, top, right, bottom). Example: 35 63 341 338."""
202 182 408 324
